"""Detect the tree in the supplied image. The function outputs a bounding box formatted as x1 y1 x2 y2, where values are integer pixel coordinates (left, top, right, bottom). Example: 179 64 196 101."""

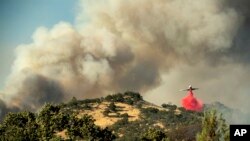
37 103 63 140
0 111 39 140
108 102 117 112
217 114 230 141
0 103 116 141
68 96 78 107
161 103 168 108
196 110 229 141
115 114 129 126
124 91 143 102
124 98 134 105
66 114 115 140
141 128 169 141
161 103 177 111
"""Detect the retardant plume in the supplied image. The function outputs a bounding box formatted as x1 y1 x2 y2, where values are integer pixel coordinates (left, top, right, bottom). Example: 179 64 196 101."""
181 91 203 112
0 0 250 122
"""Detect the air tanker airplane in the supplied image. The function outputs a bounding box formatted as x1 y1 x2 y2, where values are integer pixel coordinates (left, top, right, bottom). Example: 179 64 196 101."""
180 85 203 111
179 85 198 92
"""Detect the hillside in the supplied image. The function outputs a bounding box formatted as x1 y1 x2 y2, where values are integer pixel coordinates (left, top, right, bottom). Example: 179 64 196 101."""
60 92 203 140
0 92 204 141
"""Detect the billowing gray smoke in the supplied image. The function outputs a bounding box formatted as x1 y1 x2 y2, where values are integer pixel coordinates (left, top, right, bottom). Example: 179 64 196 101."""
0 99 7 120
1 0 250 122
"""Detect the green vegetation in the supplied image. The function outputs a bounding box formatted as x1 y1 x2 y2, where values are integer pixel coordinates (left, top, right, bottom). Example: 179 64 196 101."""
196 110 229 141
141 128 169 141
161 103 177 111
0 111 39 140
105 91 143 105
0 104 115 140
110 106 202 141
0 92 230 141
141 106 202 127
66 114 115 140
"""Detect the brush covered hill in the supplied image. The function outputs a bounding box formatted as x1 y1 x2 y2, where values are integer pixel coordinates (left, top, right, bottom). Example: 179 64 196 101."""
0 92 203 141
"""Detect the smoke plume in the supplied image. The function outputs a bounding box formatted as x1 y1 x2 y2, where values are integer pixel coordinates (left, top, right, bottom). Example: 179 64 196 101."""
1 0 250 122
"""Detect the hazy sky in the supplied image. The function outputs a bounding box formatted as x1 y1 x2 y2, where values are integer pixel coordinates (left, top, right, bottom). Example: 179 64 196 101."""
0 0 78 89
0 0 249 125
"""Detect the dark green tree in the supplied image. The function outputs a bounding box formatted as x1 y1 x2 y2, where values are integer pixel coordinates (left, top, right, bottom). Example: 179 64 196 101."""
0 111 39 140
36 103 62 140
141 128 169 141
0 103 116 141
196 110 229 141
161 103 177 111
66 114 115 140
108 102 117 112
161 103 168 108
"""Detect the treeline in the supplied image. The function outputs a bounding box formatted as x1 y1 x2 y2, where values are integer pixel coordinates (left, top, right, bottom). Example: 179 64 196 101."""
0 91 142 140
111 108 229 141
0 104 115 140
110 103 203 141
62 91 143 111
0 92 230 141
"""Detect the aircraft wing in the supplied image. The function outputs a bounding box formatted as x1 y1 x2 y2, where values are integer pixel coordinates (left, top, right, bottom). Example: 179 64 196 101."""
179 89 189 91
192 88 199 90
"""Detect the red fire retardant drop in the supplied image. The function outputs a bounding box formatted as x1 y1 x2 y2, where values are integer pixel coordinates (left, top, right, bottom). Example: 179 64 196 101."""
181 90 203 111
